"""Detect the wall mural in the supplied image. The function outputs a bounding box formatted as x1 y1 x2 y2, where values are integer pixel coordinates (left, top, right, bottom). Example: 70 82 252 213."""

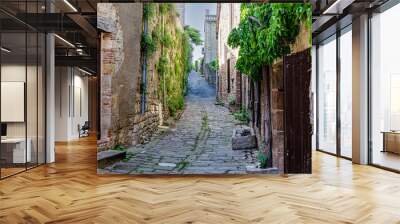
97 3 313 175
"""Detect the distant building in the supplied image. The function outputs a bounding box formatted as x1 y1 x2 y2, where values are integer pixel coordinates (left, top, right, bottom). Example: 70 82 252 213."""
203 9 217 85
216 3 242 106
175 3 185 26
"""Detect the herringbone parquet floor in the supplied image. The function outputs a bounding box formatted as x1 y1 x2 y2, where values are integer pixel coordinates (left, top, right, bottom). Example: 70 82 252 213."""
1 136 400 223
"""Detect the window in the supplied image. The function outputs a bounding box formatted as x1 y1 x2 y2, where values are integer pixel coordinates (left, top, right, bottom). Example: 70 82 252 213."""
370 3 400 171
0 2 46 179
317 35 337 155
339 27 352 158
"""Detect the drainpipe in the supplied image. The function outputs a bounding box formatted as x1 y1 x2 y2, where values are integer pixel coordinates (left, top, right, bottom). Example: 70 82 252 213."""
215 69 219 101
141 15 148 114
162 14 166 113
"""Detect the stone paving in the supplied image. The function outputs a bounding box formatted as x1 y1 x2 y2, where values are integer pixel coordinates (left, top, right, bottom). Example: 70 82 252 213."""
102 71 258 174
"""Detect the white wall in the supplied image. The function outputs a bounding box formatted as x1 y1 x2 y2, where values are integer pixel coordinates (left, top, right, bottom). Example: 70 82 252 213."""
55 67 89 141
1 65 41 138
1 63 46 164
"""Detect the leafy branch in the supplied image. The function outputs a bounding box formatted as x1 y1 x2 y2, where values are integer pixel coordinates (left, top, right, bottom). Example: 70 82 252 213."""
227 3 311 79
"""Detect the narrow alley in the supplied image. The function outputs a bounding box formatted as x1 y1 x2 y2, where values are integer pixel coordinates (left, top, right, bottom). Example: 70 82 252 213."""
102 71 257 174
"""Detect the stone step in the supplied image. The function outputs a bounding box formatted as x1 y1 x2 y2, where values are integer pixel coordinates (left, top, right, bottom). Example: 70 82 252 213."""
245 165 279 174
97 150 126 168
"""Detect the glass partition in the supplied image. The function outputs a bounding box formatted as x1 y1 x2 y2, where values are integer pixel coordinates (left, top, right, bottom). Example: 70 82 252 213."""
1 31 28 177
339 27 352 158
370 3 400 171
0 1 46 179
317 35 337 155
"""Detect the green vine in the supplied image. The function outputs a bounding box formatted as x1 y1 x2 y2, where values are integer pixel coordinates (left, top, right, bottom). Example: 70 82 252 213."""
157 54 168 75
141 33 156 57
228 3 311 79
159 3 174 15
142 4 201 117
161 33 173 48
143 3 156 20
208 59 219 72
151 25 162 44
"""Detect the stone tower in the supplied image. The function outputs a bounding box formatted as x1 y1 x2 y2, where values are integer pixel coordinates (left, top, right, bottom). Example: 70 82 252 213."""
175 3 185 27
203 10 217 85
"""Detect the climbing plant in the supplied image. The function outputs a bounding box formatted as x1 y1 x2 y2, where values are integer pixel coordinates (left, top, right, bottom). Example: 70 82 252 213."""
160 33 173 48
184 25 203 46
159 3 174 15
227 3 311 79
208 59 219 72
149 4 202 117
141 33 156 57
143 3 156 20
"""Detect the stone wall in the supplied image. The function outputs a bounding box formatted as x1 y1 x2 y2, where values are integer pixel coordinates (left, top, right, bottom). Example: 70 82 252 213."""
98 3 126 150
98 3 161 150
98 3 187 151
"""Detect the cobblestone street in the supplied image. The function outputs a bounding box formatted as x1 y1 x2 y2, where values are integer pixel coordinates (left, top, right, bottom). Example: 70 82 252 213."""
103 71 257 174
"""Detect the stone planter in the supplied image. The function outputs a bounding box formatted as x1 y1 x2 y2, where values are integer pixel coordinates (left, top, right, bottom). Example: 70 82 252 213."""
232 126 257 150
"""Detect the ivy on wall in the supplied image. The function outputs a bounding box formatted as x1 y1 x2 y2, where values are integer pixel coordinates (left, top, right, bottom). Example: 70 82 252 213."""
141 33 156 57
208 59 219 72
143 3 156 20
227 3 311 80
142 3 201 117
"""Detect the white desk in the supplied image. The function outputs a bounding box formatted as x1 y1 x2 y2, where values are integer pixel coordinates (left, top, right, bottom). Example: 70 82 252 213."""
1 138 31 163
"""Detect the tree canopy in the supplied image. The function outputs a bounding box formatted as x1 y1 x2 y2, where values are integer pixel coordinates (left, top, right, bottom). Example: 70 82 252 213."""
227 3 311 80
184 25 203 46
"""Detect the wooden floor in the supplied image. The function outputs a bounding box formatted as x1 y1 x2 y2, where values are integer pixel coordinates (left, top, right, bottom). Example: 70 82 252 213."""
372 150 400 171
1 137 400 223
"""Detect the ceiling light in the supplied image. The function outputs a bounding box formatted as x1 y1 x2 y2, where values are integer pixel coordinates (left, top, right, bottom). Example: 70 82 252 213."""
78 67 94 76
323 0 355 15
1 47 11 53
63 0 78 12
54 34 75 48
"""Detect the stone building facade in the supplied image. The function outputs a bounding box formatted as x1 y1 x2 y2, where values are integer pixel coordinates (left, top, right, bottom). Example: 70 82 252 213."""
98 3 188 151
217 3 311 172
246 24 311 172
216 3 242 107
203 11 217 85
98 3 141 150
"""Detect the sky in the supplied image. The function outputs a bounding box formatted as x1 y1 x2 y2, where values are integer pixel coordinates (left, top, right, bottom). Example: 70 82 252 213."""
184 3 217 61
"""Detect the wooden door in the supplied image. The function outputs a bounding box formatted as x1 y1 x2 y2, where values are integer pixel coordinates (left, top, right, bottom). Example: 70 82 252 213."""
284 49 312 174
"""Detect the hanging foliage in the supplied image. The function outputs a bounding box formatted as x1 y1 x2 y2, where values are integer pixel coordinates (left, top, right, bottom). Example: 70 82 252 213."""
227 3 311 79
143 3 156 20
151 5 201 116
208 59 219 72
141 33 156 57
184 25 203 46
